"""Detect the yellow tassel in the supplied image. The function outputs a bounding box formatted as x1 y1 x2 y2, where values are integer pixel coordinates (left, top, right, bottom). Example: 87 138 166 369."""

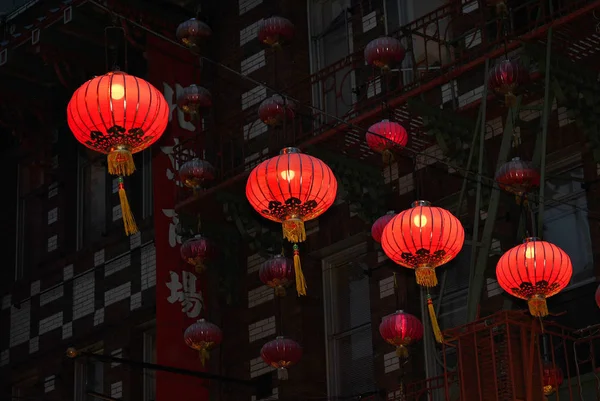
382 149 395 165
528 295 549 317
199 348 210 367
415 266 438 287
395 345 409 359
108 147 136 176
282 218 306 243
293 244 307 296
427 294 444 343
117 177 138 236
505 93 517 108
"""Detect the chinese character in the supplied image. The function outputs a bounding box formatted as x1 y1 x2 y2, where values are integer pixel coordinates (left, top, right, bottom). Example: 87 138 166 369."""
162 209 182 247
160 137 197 186
166 271 204 318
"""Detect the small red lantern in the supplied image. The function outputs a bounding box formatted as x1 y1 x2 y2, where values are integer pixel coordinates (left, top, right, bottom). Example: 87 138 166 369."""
489 59 528 106
177 85 212 117
176 18 212 48
260 255 295 297
495 157 540 203
184 319 223 366
379 310 423 359
180 235 216 273
258 16 294 47
260 336 302 380
366 120 408 163
595 284 600 309
496 237 572 317
364 36 405 70
258 95 295 127
542 362 564 395
67 71 169 236
246 147 337 296
179 158 216 191
371 211 396 243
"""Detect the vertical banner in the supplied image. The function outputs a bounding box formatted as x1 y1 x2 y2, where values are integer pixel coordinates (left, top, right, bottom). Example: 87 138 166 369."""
146 36 209 401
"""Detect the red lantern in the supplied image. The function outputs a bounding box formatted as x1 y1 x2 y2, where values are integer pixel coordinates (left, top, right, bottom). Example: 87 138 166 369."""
180 235 216 273
495 157 540 203
258 16 294 47
371 211 396 243
258 95 295 127
260 255 295 297
379 310 423 359
177 85 212 116
542 362 564 395
67 71 169 236
246 147 337 296
595 284 600 309
381 200 465 287
366 120 408 163
364 36 405 70
179 158 216 191
260 336 302 380
176 18 212 47
184 319 223 366
496 237 572 317
489 59 528 106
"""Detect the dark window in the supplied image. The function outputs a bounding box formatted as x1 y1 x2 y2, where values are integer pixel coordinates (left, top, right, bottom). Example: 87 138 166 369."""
77 151 109 248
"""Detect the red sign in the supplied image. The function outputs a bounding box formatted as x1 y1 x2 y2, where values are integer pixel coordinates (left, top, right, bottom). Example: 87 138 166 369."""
147 36 209 401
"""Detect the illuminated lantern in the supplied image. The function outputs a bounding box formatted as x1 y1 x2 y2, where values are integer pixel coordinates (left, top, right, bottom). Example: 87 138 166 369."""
260 336 302 380
177 85 212 117
258 95 295 127
596 284 600 309
495 157 540 203
496 237 572 317
379 310 423 359
489 59 528 107
246 147 337 296
67 71 169 236
364 36 405 70
179 158 216 191
366 120 408 163
381 200 465 288
371 211 396 244
176 18 212 48
184 319 223 366
258 16 294 47
259 255 295 297
180 235 216 273
542 362 564 396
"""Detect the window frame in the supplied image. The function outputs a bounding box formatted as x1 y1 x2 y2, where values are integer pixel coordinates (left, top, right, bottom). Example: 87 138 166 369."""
74 344 105 401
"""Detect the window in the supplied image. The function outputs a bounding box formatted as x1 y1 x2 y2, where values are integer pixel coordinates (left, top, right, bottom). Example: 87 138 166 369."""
143 328 156 401
75 349 105 401
436 244 471 330
77 151 108 248
322 242 375 398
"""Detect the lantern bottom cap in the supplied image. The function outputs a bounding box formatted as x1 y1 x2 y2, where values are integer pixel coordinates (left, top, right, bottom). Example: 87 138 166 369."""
411 200 431 207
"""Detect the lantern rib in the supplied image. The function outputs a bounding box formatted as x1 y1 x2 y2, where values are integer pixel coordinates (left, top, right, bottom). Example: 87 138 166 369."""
141 79 154 138
273 154 288 214
295 152 302 203
304 153 315 210
407 208 418 266
123 73 129 131
95 75 111 135
69 87 89 141
263 157 280 220
108 73 117 131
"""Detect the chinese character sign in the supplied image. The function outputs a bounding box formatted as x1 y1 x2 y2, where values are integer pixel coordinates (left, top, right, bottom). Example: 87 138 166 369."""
166 271 204 318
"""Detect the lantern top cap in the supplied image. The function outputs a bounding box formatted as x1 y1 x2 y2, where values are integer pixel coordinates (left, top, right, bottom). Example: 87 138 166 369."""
280 147 301 155
523 237 541 243
386 210 396 215
511 157 521 161
411 200 431 208
197 318 206 322
395 309 404 314
275 335 285 339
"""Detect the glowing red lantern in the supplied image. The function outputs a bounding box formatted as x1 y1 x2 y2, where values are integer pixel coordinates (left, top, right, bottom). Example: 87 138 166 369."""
381 200 465 287
67 71 169 236
495 157 540 203
260 336 302 380
542 362 563 395
260 255 295 297
179 158 216 191
258 16 294 47
496 237 572 317
184 319 222 366
177 85 212 116
180 235 216 273
379 310 423 359
489 59 528 106
246 147 337 296
366 120 408 163
364 36 405 70
176 18 212 47
371 211 396 243
596 284 600 309
258 95 295 127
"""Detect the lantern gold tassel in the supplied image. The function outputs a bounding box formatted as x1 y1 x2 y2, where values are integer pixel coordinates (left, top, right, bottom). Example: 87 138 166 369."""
528 294 549 317
117 177 138 236
505 93 517 108
382 149 395 165
108 146 136 176
427 294 444 343
282 217 306 243
395 345 409 359
277 367 289 380
415 266 438 287
274 286 287 297
199 348 210 366
293 244 307 296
